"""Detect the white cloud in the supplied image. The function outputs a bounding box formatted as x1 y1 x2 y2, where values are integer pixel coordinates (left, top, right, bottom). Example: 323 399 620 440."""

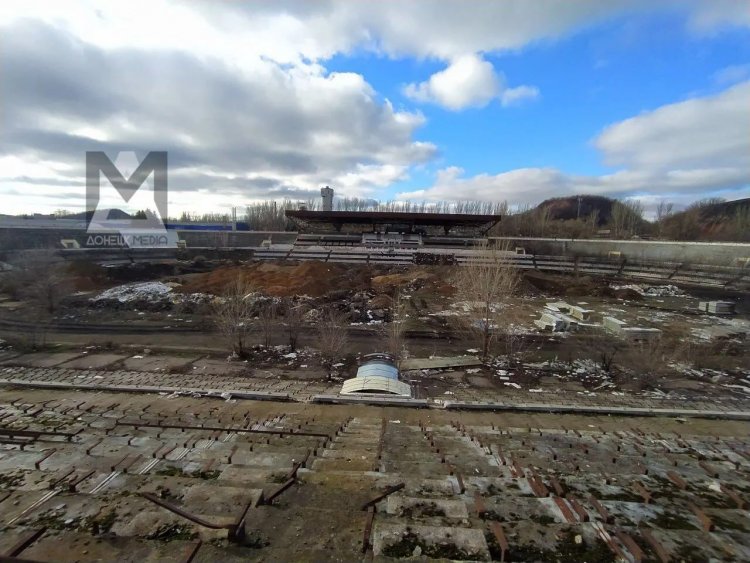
685 0 750 33
399 82 750 204
500 85 541 107
404 55 500 110
403 54 539 111
1 1 750 211
0 20 435 214
595 81 750 170
713 63 750 86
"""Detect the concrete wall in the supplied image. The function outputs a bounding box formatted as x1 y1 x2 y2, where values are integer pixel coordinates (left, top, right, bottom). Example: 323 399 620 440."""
493 237 750 267
176 230 297 247
0 227 299 252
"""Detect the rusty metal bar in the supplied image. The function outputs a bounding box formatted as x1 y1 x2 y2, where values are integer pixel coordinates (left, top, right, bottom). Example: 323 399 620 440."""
361 483 406 511
0 427 79 441
179 541 202 563
86 439 103 455
140 492 234 529
117 421 329 439
553 497 577 523
698 461 719 478
688 503 713 531
615 530 644 563
632 481 652 504
47 468 75 489
474 492 486 516
34 449 56 470
0 438 33 449
567 496 589 522
454 471 466 495
262 478 296 505
720 484 747 509
589 495 613 524
665 471 687 490
3 528 46 557
489 521 508 562
361 506 375 554
232 489 265 538
549 477 565 497
640 527 670 563
67 470 96 493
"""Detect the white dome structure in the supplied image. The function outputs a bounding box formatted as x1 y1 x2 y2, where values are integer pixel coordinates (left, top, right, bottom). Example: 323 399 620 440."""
340 353 411 397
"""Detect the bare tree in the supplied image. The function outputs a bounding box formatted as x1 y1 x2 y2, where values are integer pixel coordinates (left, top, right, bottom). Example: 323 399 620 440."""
257 300 277 348
454 241 522 360
317 306 349 373
213 275 255 357
5 252 73 349
656 200 674 222
281 298 308 351
384 290 409 362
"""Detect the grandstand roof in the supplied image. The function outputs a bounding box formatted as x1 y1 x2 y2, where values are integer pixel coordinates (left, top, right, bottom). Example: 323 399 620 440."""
285 209 500 234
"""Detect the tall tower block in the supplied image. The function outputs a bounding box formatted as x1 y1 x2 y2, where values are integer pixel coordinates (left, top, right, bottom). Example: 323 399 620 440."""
321 186 334 212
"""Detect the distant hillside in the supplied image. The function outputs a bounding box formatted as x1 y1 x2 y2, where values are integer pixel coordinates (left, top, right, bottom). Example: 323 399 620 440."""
536 195 616 226
65 209 133 221
660 197 750 241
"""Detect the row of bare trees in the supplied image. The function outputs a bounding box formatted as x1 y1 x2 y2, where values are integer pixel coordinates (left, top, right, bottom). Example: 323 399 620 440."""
212 243 523 367
212 276 350 369
453 242 524 361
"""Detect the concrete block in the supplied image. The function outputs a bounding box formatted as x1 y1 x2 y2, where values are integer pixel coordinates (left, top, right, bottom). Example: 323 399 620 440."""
373 524 490 560
569 305 594 321
0 352 84 368
545 301 571 313
57 354 127 370
621 327 662 341
603 317 627 333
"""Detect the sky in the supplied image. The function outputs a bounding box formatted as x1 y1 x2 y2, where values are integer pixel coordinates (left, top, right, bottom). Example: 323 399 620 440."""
1 0 749 218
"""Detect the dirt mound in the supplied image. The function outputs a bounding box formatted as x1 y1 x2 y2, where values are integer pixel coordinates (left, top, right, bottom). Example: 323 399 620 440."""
523 271 609 297
177 261 371 297
606 287 644 301
371 270 437 292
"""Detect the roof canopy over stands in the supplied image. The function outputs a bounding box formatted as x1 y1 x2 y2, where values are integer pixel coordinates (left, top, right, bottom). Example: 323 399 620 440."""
285 209 500 235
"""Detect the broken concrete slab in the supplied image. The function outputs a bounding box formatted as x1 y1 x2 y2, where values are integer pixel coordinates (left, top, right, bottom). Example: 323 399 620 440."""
122 355 200 372
189 358 249 376
0 351 84 368
400 356 482 371
57 354 127 370
373 523 490 560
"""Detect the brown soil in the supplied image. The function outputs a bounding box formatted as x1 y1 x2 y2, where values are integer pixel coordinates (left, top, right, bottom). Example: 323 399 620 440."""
371 270 437 292
176 262 451 298
523 271 609 297
176 261 377 297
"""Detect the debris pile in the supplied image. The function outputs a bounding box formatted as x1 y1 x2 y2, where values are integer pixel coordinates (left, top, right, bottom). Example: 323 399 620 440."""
89 282 214 311
611 284 685 297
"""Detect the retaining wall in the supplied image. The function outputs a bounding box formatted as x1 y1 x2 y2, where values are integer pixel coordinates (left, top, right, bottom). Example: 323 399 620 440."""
492 237 750 267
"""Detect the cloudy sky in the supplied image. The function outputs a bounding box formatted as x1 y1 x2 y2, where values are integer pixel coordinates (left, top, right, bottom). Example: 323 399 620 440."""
1 0 749 216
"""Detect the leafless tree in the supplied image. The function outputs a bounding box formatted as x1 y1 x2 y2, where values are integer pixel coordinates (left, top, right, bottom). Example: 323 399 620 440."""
317 306 349 372
656 201 674 222
497 308 530 368
5 252 70 311
5 252 74 349
454 241 522 360
281 298 308 351
257 300 277 348
213 275 255 357
384 290 409 362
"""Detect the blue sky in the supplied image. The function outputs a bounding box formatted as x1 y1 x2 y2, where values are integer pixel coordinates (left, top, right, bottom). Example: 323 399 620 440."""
1 1 749 216
329 12 750 203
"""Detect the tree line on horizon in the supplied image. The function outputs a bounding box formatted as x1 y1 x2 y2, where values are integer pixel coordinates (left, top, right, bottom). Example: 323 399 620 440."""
42 194 750 242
